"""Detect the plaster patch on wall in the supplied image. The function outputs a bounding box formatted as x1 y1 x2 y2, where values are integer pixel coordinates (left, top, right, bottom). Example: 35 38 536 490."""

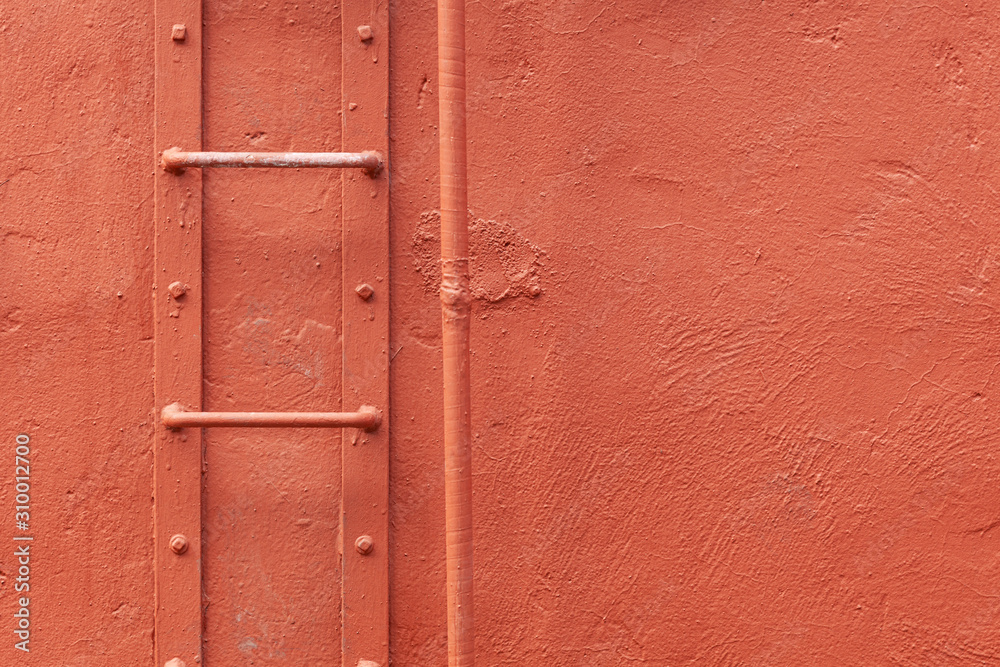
412 210 546 302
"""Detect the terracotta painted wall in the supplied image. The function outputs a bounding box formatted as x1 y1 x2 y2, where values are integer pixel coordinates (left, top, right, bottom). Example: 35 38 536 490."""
3 0 1000 664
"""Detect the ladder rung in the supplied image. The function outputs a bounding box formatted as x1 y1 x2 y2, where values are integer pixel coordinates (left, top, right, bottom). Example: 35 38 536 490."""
161 403 381 430
161 147 383 173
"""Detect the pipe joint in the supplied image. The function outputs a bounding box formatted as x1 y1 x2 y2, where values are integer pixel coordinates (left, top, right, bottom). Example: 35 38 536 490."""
441 267 472 319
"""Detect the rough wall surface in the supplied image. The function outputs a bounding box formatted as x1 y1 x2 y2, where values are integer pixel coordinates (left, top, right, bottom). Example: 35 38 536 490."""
3 0 1000 664
0 1 156 662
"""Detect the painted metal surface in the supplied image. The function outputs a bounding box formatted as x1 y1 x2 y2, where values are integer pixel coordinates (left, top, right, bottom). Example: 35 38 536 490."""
153 3 389 665
160 404 381 430
161 148 383 172
437 0 475 664
153 0 203 665
340 0 391 663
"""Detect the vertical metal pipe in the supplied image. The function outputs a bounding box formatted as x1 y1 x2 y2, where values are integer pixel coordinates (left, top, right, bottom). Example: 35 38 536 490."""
438 0 474 664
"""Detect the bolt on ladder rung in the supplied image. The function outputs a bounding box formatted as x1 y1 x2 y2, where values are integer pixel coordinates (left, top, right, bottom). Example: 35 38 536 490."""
161 403 381 430
160 147 383 173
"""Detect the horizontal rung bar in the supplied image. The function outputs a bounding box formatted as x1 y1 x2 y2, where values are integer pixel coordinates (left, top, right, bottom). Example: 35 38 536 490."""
161 403 381 431
161 147 383 172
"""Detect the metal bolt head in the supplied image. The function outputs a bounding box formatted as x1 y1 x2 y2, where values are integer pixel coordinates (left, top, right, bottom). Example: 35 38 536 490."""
355 535 374 555
171 24 187 41
168 281 188 298
169 533 189 555
355 283 375 301
357 25 373 42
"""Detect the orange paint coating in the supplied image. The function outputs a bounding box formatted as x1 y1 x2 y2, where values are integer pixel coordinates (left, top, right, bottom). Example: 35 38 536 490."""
438 0 476 663
2 0 1000 665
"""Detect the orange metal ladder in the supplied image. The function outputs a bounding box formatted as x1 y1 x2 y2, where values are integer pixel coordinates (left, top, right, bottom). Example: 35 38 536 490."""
152 2 389 665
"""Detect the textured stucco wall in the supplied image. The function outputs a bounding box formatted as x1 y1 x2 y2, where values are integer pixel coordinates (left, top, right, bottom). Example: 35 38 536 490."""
397 1 1000 663
3 0 1000 664
0 1 156 661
